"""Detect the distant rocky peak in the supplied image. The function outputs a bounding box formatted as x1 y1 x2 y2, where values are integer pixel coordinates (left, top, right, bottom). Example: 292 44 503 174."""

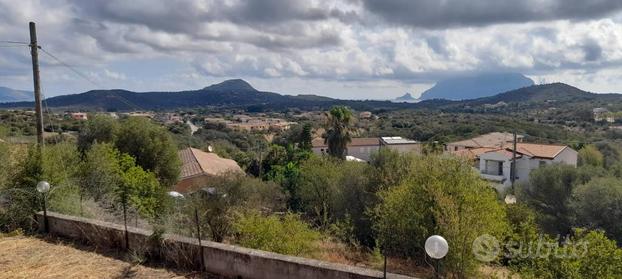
203 79 257 92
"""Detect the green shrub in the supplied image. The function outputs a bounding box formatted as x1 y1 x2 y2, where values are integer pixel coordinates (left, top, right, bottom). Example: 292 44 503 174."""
512 229 622 279
234 211 320 256
372 155 508 277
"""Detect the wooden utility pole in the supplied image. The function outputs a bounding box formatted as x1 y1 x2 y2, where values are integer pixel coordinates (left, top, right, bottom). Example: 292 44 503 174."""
511 130 517 190
29 22 44 146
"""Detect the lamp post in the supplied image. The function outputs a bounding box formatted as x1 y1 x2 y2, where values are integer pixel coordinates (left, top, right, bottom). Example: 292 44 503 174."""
425 235 449 279
168 191 205 272
36 181 50 233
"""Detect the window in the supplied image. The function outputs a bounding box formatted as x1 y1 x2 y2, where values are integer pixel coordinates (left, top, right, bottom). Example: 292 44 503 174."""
454 146 458 151
539 160 546 167
484 160 503 176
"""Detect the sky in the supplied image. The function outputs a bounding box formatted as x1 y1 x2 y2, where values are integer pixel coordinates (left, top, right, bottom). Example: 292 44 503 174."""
1 0 622 100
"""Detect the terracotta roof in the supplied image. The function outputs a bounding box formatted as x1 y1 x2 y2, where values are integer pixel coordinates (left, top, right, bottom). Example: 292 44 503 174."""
449 132 523 148
504 143 569 159
178 148 242 179
454 147 498 160
312 137 380 148
480 149 522 159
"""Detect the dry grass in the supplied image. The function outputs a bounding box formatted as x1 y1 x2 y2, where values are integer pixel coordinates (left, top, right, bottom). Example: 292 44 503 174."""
0 235 200 279
479 265 521 279
313 239 431 278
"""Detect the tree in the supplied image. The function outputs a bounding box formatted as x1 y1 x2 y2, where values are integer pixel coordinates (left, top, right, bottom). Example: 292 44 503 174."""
0 147 42 232
324 106 353 159
368 148 414 192
372 155 507 277
80 143 123 201
115 117 181 186
0 141 10 189
578 145 604 167
80 143 166 220
513 229 622 279
77 116 181 187
299 123 313 151
594 142 621 169
40 143 82 215
122 163 163 220
77 115 119 154
518 164 583 236
296 156 344 228
572 177 622 244
1 143 82 231
191 173 284 242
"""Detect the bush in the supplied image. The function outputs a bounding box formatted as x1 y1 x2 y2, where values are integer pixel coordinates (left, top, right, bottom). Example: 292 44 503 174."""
572 177 622 244
518 164 583 236
578 145 604 167
513 229 622 279
78 116 180 187
372 155 508 277
234 211 320 256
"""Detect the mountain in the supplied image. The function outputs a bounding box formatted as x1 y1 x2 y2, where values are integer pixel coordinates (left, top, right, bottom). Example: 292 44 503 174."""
469 82 595 104
0 87 33 103
0 79 412 112
413 83 622 119
420 73 535 100
203 79 256 92
392 93 419 103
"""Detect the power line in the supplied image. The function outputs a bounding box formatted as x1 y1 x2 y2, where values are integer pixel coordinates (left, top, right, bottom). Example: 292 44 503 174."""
37 47 145 111
0 40 29 45
38 47 102 88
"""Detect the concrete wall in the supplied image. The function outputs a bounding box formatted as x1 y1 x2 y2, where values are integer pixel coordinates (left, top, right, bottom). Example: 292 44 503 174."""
383 144 422 155
312 145 380 162
347 145 380 162
553 147 578 166
37 212 413 279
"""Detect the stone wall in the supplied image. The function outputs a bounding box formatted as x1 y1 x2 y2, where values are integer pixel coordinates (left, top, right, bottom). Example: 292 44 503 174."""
36 212 414 279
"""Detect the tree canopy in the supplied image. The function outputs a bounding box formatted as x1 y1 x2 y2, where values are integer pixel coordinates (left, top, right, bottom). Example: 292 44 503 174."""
324 106 353 159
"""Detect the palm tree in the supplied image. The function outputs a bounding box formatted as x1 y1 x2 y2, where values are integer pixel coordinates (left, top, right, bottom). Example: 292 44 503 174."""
324 106 353 159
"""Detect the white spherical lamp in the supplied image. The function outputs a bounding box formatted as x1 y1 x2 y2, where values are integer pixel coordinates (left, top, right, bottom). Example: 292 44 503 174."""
425 235 449 259
36 181 50 193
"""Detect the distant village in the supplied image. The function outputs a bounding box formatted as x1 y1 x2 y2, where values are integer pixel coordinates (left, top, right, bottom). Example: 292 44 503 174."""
6 108 580 200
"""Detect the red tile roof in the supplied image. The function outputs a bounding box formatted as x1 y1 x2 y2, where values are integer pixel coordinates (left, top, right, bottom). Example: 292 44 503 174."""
178 148 242 179
504 143 569 159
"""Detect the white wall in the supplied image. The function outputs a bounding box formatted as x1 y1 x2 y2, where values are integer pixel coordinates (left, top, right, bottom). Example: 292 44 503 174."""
311 145 379 162
347 145 380 162
384 144 422 154
553 147 578 166
312 147 326 157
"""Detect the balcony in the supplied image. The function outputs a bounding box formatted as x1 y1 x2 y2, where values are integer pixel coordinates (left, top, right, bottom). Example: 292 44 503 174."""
480 173 505 182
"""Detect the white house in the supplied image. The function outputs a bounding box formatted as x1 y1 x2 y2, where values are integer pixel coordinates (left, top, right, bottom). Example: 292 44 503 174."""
593 107 615 123
312 136 421 162
312 137 380 162
445 132 524 153
380 136 421 154
477 143 577 194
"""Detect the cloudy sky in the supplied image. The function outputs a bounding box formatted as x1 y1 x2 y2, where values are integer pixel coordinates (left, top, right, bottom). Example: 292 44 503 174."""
1 0 622 99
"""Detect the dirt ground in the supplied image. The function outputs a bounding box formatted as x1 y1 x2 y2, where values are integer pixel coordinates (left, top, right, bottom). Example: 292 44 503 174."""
0 235 208 279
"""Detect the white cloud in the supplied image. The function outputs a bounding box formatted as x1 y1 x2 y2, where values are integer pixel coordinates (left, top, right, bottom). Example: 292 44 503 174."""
1 0 622 99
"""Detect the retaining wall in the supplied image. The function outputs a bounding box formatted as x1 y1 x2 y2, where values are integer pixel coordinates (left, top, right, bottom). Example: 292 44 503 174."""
36 212 414 279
